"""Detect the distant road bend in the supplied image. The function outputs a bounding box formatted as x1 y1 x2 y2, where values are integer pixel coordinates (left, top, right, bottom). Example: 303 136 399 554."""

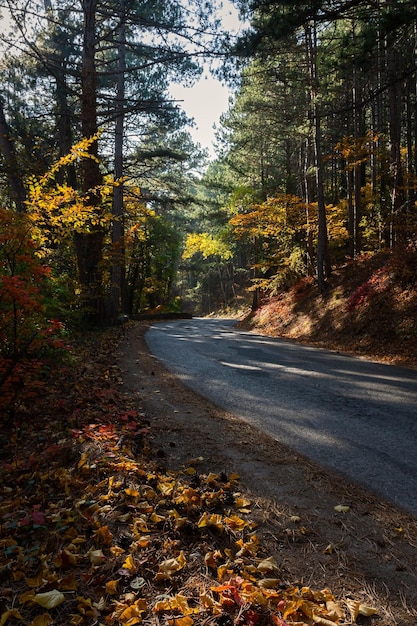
145 318 417 516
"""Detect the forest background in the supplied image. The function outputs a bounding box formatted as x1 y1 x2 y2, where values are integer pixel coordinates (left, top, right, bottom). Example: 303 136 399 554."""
2 0 417 378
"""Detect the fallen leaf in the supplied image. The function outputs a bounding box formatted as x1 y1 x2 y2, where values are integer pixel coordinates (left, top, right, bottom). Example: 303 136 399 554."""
346 599 360 621
197 512 223 531
105 579 119 595
257 578 281 589
326 599 344 620
94 525 113 546
33 589 65 609
89 549 106 565
32 510 46 525
122 554 136 571
334 505 350 513
224 514 248 530
0 609 24 626
258 556 279 573
30 615 52 626
155 551 186 580
359 603 377 617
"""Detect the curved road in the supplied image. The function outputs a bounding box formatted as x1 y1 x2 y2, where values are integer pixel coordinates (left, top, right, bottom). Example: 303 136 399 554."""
145 318 417 515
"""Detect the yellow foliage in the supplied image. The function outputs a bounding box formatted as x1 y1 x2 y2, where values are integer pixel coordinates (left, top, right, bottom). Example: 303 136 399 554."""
334 131 379 168
25 134 114 257
182 233 233 261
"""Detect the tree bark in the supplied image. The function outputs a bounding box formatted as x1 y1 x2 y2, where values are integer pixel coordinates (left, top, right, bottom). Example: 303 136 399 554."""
75 0 104 322
305 22 330 292
0 98 26 212
110 0 126 322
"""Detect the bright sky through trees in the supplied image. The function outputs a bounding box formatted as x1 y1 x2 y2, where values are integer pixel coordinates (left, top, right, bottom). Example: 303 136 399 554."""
169 0 244 160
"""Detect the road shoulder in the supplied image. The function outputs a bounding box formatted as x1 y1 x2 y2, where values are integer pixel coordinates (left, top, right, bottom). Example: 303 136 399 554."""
119 321 417 625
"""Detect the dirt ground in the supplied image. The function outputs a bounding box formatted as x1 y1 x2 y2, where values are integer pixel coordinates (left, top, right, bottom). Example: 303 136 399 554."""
118 322 417 626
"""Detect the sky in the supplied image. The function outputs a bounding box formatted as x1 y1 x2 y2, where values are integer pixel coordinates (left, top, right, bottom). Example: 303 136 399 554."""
169 1 245 160
169 73 233 161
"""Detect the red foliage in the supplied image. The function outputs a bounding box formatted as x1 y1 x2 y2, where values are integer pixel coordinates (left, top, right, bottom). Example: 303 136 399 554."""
0 208 67 412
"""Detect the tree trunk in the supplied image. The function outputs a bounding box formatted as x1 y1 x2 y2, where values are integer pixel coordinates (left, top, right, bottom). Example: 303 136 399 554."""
75 0 104 323
351 26 362 258
110 0 126 322
387 37 404 245
0 97 26 212
305 22 330 292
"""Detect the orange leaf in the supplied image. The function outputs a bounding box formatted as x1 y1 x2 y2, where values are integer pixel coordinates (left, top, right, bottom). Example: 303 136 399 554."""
105 580 119 595
94 525 114 546
30 615 52 626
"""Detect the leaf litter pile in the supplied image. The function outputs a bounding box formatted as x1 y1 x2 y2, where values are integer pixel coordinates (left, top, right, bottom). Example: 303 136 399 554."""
0 325 379 625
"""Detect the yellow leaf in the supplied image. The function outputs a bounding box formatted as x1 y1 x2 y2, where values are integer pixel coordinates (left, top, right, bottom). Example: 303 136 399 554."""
77 453 89 469
158 478 176 496
224 514 247 530
125 488 140 497
153 599 171 612
0 609 24 626
171 593 196 615
119 606 141 624
200 592 222 614
217 563 231 580
33 590 65 609
119 599 147 625
235 496 251 508
122 554 136 571
197 512 223 531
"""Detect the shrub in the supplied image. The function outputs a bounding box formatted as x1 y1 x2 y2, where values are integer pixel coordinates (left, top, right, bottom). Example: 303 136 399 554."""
0 208 68 413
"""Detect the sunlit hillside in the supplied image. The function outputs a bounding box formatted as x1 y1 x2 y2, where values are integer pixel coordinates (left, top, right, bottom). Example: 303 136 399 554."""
239 248 417 370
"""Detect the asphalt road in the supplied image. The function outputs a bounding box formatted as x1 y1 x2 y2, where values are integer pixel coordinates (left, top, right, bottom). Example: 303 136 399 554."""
145 318 417 515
